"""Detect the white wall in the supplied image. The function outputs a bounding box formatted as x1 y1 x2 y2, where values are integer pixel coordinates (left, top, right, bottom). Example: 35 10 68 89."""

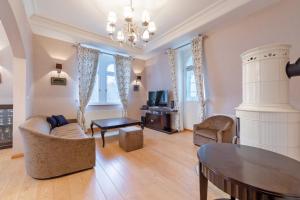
146 0 300 123
32 35 147 129
0 22 13 104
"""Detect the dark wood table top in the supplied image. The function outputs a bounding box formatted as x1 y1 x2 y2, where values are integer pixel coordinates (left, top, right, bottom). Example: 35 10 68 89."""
91 118 141 129
197 144 300 198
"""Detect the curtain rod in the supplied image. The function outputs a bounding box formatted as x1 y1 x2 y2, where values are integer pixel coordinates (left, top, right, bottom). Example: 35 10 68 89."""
73 43 134 59
165 34 207 53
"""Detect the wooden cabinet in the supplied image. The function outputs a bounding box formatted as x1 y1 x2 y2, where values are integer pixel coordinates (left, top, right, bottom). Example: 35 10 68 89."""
0 105 13 149
144 111 176 134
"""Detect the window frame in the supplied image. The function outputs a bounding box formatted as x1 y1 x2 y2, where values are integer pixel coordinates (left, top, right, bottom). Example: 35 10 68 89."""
184 64 198 102
88 57 121 106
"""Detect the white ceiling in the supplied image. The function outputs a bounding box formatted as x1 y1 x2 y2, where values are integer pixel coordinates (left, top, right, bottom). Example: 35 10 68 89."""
23 0 280 59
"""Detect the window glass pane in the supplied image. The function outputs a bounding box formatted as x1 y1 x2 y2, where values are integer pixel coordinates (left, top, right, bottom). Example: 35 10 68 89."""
186 68 198 101
89 73 99 103
106 73 120 103
107 64 115 73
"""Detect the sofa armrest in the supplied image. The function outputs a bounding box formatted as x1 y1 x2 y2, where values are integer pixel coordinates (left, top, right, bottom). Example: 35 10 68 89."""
19 127 95 179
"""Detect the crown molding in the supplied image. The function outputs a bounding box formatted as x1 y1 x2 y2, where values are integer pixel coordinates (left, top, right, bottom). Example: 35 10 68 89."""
144 0 277 54
29 15 147 59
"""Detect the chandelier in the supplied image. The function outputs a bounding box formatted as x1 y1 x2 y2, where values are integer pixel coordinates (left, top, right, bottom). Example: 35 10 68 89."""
106 0 156 46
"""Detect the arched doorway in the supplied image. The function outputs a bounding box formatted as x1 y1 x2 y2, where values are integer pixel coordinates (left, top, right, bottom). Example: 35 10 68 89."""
0 0 30 155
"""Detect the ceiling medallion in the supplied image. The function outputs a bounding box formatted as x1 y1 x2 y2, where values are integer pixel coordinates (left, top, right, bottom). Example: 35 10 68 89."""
106 0 156 46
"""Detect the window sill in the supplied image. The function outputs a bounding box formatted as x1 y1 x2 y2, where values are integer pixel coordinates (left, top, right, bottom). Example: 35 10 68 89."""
88 103 121 106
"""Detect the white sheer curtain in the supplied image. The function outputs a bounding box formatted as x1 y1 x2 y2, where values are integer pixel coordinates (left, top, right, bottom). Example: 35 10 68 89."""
167 49 184 131
76 46 100 130
191 35 206 121
115 55 133 117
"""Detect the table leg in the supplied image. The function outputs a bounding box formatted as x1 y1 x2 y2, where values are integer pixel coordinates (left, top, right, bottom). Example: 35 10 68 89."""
199 162 208 200
91 123 94 137
101 130 106 148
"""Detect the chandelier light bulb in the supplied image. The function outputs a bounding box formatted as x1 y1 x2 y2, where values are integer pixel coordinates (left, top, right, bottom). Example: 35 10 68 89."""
106 23 115 35
142 30 150 42
148 21 156 34
117 30 125 42
133 32 138 43
107 11 117 24
142 10 150 26
124 6 134 22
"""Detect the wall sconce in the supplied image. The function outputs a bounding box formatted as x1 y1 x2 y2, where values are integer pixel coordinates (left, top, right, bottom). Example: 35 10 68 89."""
133 75 142 91
51 63 67 86
56 63 62 76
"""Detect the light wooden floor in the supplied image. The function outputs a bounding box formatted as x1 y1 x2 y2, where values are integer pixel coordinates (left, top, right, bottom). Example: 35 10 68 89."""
0 128 228 200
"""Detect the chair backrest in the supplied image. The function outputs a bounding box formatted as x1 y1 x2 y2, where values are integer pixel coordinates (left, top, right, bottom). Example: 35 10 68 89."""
206 115 234 130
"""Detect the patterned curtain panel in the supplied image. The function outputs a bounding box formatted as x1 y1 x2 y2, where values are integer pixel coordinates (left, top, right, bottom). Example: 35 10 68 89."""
76 46 100 130
191 35 206 121
115 55 133 117
167 49 183 131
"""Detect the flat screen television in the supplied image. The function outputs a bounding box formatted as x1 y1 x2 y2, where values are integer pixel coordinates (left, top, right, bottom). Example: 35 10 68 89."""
147 90 168 107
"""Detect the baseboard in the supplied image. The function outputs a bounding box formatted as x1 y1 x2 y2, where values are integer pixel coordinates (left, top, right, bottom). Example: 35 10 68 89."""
11 153 24 159
184 128 193 132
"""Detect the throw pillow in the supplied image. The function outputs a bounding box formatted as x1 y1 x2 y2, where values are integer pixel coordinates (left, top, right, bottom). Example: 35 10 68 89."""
52 115 69 126
47 116 58 130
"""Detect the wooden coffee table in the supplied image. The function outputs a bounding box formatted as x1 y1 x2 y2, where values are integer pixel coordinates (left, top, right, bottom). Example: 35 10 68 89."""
197 144 300 200
90 118 143 147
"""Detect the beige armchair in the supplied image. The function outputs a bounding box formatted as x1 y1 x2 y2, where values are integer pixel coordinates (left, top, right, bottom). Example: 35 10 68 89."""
193 115 234 146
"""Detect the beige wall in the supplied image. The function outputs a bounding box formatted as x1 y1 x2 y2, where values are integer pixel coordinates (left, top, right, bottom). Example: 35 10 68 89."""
32 35 147 126
146 0 300 119
0 22 13 104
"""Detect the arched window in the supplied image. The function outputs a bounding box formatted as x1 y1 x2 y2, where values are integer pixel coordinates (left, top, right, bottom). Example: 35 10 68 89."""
89 54 120 105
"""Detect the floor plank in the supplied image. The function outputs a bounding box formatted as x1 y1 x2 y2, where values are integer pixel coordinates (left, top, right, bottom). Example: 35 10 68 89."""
0 128 228 200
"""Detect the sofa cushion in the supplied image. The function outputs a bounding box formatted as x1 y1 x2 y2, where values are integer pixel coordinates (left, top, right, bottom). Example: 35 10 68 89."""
52 115 69 126
21 116 51 135
194 129 218 140
51 123 88 139
47 116 58 130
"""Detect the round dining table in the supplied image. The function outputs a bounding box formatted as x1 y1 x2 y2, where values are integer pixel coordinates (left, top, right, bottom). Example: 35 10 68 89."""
197 144 300 200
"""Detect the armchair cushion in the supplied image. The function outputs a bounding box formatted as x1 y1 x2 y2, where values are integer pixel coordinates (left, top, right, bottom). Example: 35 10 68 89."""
194 129 218 140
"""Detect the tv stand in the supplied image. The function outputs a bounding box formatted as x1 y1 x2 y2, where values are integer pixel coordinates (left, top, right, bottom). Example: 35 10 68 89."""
141 107 177 134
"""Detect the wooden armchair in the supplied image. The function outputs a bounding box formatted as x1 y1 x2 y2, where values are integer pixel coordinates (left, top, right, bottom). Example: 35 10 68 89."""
193 115 234 146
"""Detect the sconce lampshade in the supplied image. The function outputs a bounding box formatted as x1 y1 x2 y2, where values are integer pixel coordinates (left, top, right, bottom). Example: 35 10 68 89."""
56 63 62 73
136 75 142 81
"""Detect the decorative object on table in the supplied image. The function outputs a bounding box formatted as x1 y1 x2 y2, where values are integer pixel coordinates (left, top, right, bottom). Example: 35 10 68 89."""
115 55 132 117
133 75 141 91
236 44 300 161
50 63 67 85
197 143 300 200
0 105 13 149
193 115 234 146
106 0 156 46
119 126 143 152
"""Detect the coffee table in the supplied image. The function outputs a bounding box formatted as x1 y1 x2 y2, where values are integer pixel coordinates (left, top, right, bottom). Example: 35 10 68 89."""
197 144 300 200
90 118 143 147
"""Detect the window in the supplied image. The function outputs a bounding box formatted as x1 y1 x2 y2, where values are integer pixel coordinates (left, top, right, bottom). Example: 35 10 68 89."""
184 56 206 101
185 66 198 101
89 54 121 105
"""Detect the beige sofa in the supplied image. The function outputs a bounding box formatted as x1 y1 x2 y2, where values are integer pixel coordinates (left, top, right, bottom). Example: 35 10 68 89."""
19 116 95 179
